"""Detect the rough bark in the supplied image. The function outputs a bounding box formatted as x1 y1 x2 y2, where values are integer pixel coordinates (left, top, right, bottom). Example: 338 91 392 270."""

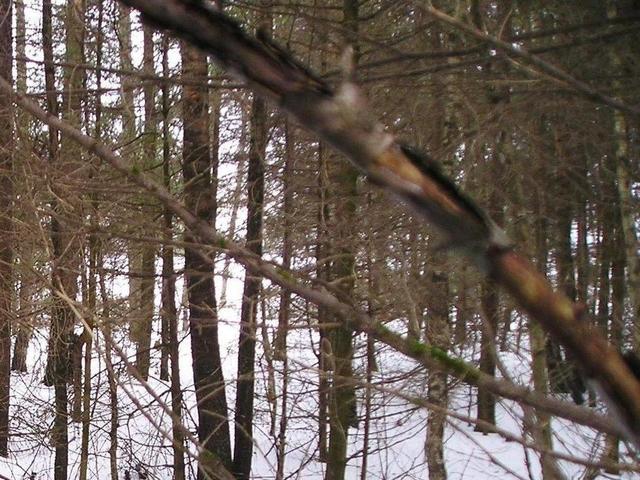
607 2 640 350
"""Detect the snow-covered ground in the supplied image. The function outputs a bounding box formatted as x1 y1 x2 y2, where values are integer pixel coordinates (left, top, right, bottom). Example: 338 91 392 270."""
2 278 637 480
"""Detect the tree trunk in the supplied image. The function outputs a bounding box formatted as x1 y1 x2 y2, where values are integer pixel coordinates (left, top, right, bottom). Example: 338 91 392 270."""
132 26 158 381
181 41 232 474
232 7 270 476
426 271 449 480
476 279 498 432
326 2 360 478
274 118 293 359
605 197 626 473
0 0 13 457
607 2 640 351
11 0 30 377
99 256 119 480
530 198 555 479
43 0 85 477
161 32 185 480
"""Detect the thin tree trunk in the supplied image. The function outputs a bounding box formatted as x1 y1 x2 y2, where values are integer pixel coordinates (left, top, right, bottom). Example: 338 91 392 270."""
530 198 555 479
136 25 157 381
79 234 98 480
274 118 293 358
605 203 626 473
326 2 360 478
161 32 185 480
11 280 32 373
426 270 449 480
476 279 498 431
0 0 13 457
233 6 270 476
44 0 85 477
274 118 293 479
317 139 330 463
315 11 330 462
99 256 119 480
181 41 232 474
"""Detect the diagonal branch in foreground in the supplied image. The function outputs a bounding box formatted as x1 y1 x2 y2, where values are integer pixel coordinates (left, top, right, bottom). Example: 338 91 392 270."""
114 0 640 447
0 75 626 442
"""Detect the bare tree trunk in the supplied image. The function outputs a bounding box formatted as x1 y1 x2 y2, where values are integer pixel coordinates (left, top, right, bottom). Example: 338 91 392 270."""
315 13 330 462
98 257 119 480
326 2 360 478
10 0 29 377
79 235 98 480
0 0 12 458
161 32 185 480
43 0 85 477
317 139 330 464
426 270 449 480
605 205 626 473
11 280 32 373
181 41 232 474
274 118 293 358
135 25 158 381
274 118 293 479
476 279 498 431
530 198 555 479
607 2 640 351
233 7 270 478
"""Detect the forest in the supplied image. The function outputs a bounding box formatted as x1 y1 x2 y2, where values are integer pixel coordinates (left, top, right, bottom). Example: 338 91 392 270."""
0 0 639 479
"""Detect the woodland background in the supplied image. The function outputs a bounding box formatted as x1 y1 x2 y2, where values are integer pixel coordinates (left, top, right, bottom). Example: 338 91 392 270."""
0 0 638 479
